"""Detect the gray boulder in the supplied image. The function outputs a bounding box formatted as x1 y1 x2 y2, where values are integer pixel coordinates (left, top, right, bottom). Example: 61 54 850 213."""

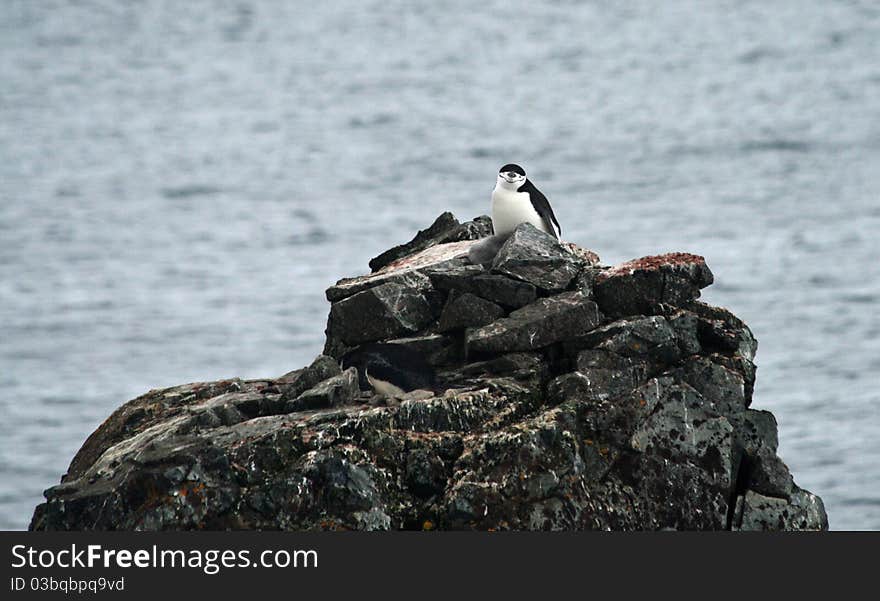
425 264 537 309
284 367 360 412
324 277 438 353
734 489 828 531
465 292 602 354
437 291 506 333
594 252 714 317
278 354 342 401
491 223 584 291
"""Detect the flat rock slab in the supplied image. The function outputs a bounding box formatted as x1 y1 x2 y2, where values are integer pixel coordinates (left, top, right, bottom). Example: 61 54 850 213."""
285 368 360 412
368 213 492 273
327 241 477 302
734 489 828 531
491 223 583 292
746 446 794 498
425 265 537 309
466 291 602 353
579 315 682 365
326 280 438 347
685 300 758 361
421 261 487 291
467 275 538 308
438 291 506 332
327 270 434 303
594 252 714 317
675 356 747 418
279 355 342 401
384 334 452 363
547 350 650 402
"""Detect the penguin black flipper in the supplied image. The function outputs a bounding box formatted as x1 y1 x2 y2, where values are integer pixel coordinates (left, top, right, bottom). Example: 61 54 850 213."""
518 179 561 238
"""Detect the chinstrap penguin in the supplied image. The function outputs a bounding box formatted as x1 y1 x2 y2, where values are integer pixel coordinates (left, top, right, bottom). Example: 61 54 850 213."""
491 164 561 239
468 164 562 266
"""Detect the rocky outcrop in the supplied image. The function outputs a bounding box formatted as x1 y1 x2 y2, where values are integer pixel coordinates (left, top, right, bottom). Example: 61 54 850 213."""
30 215 827 531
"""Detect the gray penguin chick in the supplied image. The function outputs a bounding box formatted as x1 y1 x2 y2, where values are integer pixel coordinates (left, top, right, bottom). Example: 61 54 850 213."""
466 232 512 267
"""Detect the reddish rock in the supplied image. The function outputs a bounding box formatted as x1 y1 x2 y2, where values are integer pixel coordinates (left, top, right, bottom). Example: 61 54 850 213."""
594 252 714 317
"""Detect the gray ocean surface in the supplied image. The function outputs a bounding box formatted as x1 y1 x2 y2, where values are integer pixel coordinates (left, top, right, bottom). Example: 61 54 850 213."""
1 0 878 530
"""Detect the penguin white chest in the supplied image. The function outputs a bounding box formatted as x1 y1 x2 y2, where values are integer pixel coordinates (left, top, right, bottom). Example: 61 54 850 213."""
491 187 548 236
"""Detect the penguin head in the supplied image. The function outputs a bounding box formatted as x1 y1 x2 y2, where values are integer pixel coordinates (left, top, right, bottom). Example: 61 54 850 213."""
497 163 526 190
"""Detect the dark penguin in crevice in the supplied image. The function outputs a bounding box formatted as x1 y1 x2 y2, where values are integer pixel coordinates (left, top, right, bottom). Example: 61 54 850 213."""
341 343 436 398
